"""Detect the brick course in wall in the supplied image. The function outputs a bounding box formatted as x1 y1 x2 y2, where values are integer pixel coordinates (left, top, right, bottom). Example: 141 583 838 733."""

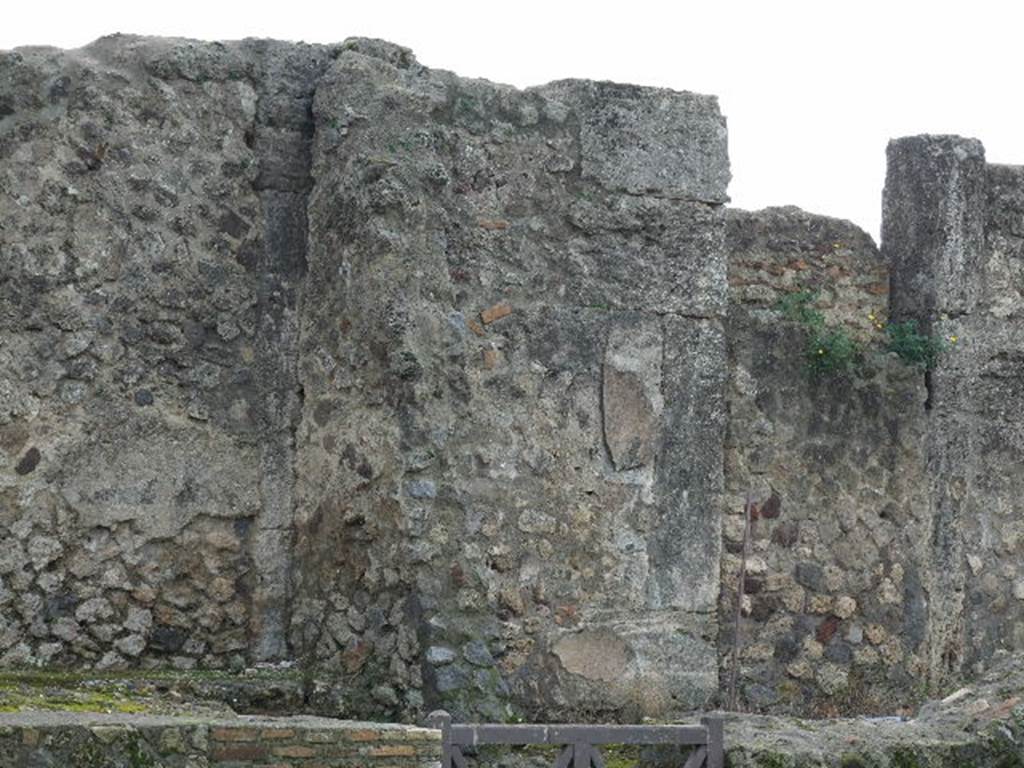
0 712 441 768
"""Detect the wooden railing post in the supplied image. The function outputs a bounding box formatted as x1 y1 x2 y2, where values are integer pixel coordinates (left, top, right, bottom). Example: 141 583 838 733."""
426 709 453 768
701 716 724 768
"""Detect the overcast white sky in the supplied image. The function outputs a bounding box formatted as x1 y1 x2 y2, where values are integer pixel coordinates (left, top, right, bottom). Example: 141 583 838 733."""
5 1 1023 242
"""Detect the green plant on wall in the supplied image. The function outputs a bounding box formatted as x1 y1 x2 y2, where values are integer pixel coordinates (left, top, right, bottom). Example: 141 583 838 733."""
806 326 860 376
775 289 821 326
776 290 861 376
884 319 946 371
775 289 953 377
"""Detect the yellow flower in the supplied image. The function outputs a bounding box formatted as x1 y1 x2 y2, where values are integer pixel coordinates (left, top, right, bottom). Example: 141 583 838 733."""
949 335 958 343
818 348 825 355
868 313 876 321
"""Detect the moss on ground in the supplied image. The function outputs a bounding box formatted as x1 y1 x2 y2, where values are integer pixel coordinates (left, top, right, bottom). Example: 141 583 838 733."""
0 666 300 687
0 680 149 714
602 744 641 768
0 667 301 715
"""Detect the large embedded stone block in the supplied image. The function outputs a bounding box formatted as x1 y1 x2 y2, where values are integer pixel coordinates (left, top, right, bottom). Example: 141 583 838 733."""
882 134 987 321
548 610 717 714
654 316 727 612
536 80 730 203
603 321 664 470
564 197 728 317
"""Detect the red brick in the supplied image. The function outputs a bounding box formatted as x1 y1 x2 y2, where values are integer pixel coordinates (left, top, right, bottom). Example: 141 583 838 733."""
261 728 297 740
343 640 371 674
480 302 512 325
816 615 841 644
211 743 268 761
212 727 260 742
274 744 318 758
369 745 417 757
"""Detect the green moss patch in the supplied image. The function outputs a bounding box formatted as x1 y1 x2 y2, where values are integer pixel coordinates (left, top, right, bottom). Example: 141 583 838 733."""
0 683 149 714
0 667 298 715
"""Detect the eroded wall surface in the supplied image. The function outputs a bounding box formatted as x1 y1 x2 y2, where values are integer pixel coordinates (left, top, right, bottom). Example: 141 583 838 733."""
0 36 339 671
2 33 1024 724
1 35 732 721
884 137 1024 686
289 39 730 720
721 208 931 715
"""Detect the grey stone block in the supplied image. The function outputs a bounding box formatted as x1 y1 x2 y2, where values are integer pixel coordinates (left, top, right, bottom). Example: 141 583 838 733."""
536 80 730 202
882 134 987 321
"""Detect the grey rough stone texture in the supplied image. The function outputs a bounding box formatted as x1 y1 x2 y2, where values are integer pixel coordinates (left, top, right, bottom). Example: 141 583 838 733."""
720 651 1024 767
288 37 728 721
722 207 931 716
533 79 730 203
882 135 987 322
5 31 1024 730
881 136 1024 695
0 33 336 672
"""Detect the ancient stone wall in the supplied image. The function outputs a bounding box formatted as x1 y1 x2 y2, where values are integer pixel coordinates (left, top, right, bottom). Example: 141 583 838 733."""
883 137 1024 687
1 35 732 720
0 36 340 672
721 208 931 715
727 206 887 334
4 33 1024 725
288 39 730 721
720 151 1024 714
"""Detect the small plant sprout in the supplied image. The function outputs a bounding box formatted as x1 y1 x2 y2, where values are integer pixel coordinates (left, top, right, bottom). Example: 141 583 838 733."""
778 294 955 377
776 290 860 377
884 319 947 371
